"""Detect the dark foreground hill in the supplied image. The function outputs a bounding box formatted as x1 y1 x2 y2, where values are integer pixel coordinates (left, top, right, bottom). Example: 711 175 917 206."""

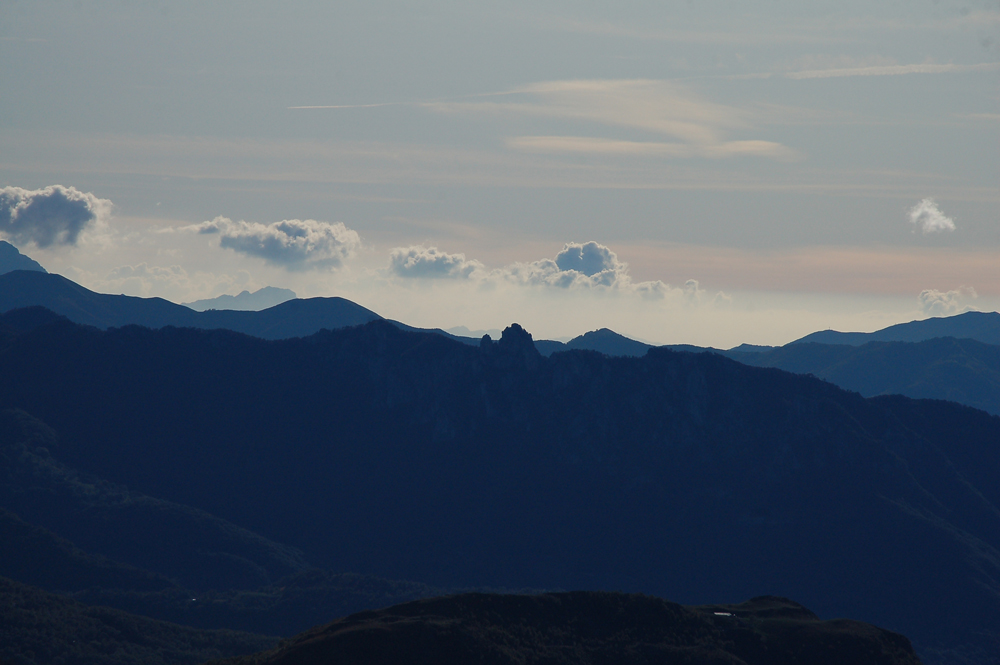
209 592 922 665
1 318 999 660
0 575 274 665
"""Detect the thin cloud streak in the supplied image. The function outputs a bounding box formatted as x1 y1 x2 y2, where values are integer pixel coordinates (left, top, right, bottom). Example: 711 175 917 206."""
786 62 1000 79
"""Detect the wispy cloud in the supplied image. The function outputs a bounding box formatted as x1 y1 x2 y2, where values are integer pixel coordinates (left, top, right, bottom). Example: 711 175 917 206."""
507 136 799 161
786 61 1000 79
433 79 796 161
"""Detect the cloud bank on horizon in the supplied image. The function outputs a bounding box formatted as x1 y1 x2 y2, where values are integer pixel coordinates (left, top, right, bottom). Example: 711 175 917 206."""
390 240 681 298
0 186 111 248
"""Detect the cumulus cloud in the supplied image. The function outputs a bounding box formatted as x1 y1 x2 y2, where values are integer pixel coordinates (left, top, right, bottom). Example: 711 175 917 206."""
0 185 111 247
908 198 956 234
504 241 634 289
187 217 361 270
389 245 484 279
918 286 977 316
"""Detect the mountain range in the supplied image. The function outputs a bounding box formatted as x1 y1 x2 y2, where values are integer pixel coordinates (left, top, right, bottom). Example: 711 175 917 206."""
183 287 297 312
0 313 998 662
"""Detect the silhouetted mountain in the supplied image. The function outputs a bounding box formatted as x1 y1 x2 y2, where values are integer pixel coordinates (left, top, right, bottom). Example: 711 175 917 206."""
792 310 1000 346
0 305 69 337
183 288 297 312
532 328 652 357
0 241 45 275
0 408 310 590
209 592 922 665
0 271 380 338
567 327 652 357
732 337 1000 415
0 318 997 661
0 575 274 665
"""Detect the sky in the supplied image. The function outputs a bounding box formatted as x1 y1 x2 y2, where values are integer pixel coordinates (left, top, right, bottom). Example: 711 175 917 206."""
1 0 997 347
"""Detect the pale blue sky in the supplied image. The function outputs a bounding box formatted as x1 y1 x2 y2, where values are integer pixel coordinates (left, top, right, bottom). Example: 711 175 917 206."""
1 1 997 346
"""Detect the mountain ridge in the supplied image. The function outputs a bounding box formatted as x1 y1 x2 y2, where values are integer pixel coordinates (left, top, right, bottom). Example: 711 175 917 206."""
0 317 997 659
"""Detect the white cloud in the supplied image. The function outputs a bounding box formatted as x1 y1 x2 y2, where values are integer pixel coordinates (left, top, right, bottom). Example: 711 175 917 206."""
389 245 484 279
0 185 111 248
185 217 361 270
918 286 977 316
908 198 956 234
389 240 677 299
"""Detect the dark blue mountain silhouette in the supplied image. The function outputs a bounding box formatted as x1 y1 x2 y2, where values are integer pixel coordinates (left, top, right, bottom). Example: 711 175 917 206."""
1 316 998 659
791 310 1000 346
731 337 1000 415
0 241 46 275
0 270 379 338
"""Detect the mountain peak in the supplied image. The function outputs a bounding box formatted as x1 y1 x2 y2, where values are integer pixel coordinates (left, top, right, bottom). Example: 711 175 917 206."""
0 241 46 275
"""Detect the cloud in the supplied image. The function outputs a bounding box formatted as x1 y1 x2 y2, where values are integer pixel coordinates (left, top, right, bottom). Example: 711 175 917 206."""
388 240 674 296
0 185 111 247
918 286 977 316
186 217 361 270
496 241 671 297
504 241 631 289
430 79 796 161
389 245 484 279
506 136 798 161
908 198 956 234
786 62 1000 79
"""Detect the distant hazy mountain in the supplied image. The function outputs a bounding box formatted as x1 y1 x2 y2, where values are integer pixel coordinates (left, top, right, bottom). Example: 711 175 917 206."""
220 593 921 665
0 241 45 275
2 317 998 659
791 310 1000 346
445 325 503 340
732 337 1000 416
183 287 297 312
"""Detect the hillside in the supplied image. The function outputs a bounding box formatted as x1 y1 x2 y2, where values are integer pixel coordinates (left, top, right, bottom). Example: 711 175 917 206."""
0 575 274 665
791 310 1000 346
731 337 1000 415
209 592 922 665
0 317 997 660
0 271 380 338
